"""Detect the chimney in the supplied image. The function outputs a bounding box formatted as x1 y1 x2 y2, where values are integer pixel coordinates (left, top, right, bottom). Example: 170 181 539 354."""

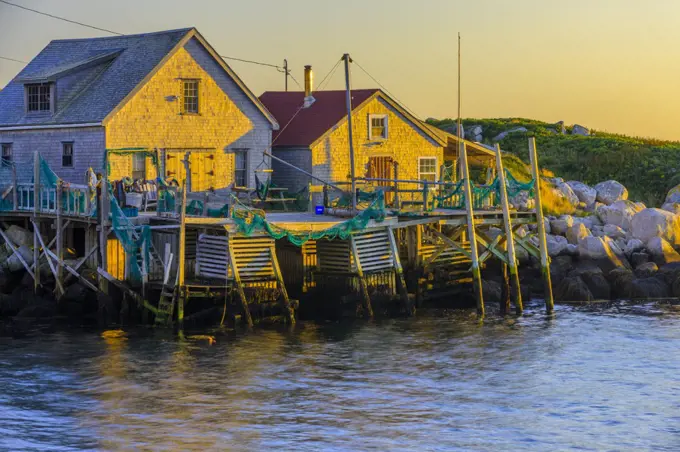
304 65 313 97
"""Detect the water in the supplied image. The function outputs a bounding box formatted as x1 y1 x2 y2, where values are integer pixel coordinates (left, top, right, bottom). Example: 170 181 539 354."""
1 302 679 451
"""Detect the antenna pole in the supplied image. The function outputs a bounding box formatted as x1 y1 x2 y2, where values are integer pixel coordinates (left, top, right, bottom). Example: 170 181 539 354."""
343 53 357 213
457 32 463 180
284 59 289 92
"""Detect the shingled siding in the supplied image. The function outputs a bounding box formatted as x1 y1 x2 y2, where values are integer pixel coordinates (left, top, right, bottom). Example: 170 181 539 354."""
0 126 105 184
271 148 312 193
105 37 272 189
310 97 443 191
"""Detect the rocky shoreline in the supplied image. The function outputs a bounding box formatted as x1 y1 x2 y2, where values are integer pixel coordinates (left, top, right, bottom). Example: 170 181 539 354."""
511 178 680 302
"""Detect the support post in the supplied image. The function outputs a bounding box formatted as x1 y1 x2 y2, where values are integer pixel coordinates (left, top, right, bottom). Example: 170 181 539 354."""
388 227 412 315
56 181 64 295
99 154 109 295
11 162 17 210
33 151 40 292
343 53 357 213
393 161 400 210
270 244 295 324
460 141 484 317
350 236 374 319
528 137 554 314
495 144 523 314
283 58 289 91
177 181 187 330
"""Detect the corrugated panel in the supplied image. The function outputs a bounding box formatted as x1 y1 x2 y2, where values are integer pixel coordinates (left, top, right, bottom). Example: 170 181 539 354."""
230 236 276 283
196 233 229 280
317 239 351 272
352 230 394 273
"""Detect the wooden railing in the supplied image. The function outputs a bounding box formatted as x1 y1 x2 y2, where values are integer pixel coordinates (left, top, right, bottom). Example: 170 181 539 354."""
11 183 95 217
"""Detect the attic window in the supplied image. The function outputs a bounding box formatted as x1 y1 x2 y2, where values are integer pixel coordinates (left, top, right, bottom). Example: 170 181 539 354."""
369 114 388 140
26 83 53 112
182 80 199 114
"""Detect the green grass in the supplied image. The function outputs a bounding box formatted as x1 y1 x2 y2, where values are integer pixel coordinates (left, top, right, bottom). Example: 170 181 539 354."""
427 117 680 206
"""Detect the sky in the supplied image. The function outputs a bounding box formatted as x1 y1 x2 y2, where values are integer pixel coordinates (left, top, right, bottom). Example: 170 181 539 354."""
1 0 680 140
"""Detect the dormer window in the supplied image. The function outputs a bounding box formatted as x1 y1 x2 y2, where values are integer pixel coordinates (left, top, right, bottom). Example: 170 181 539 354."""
26 83 53 113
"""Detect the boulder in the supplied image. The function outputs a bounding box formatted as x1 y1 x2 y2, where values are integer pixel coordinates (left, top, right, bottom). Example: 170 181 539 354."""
546 234 568 257
565 244 579 256
509 191 534 211
577 236 631 272
603 224 626 239
665 184 680 204
555 276 593 302
482 279 502 305
555 120 566 134
15 302 57 319
550 216 574 236
572 124 590 136
594 180 628 205
645 237 680 265
567 223 590 245
624 238 645 257
631 277 670 299
4 225 32 247
635 262 659 278
6 245 34 273
591 225 605 237
550 255 574 285
553 181 579 207
580 272 611 300
466 125 483 142
492 127 527 142
630 252 650 268
566 181 597 207
661 203 680 215
597 200 643 230
631 208 680 246
608 268 634 299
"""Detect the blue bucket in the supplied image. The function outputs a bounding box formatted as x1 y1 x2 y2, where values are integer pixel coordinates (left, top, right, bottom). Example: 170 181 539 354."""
315 205 325 215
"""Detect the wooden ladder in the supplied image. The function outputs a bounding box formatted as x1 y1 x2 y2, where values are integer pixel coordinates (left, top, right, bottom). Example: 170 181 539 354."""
154 250 178 326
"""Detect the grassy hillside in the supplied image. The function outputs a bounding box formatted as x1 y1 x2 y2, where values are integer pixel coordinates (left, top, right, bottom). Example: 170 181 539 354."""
427 118 680 206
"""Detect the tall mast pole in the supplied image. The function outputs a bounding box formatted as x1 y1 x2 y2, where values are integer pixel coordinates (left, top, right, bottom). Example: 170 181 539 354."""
343 53 357 213
457 32 463 179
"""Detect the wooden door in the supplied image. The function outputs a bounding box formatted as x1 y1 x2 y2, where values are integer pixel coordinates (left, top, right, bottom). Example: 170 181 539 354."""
367 156 395 204
165 151 185 185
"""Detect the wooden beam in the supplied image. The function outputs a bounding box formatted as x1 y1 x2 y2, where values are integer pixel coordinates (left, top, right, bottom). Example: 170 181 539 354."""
227 237 253 327
177 181 187 330
350 235 374 319
33 150 40 292
56 182 64 292
426 226 471 259
44 246 99 293
528 137 554 313
30 219 65 296
0 227 35 280
495 143 523 314
389 227 412 315
63 244 98 285
475 230 508 265
270 244 295 324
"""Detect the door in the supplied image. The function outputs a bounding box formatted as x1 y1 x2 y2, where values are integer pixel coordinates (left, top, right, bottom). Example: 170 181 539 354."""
367 156 395 205
165 150 215 191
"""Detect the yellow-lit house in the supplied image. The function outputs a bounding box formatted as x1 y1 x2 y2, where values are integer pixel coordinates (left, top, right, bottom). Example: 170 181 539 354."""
0 28 278 191
259 67 494 204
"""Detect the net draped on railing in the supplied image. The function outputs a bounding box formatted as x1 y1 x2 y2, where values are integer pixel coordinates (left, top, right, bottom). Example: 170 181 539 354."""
109 193 151 284
231 191 386 247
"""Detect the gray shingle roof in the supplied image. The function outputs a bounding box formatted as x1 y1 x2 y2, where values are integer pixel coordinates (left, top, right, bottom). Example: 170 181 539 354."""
0 28 193 127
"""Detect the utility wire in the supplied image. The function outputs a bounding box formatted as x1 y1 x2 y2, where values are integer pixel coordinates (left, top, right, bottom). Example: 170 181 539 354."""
0 0 293 74
0 55 27 64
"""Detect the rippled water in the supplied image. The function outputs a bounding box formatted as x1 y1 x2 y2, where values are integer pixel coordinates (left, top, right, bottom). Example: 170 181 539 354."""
1 301 679 451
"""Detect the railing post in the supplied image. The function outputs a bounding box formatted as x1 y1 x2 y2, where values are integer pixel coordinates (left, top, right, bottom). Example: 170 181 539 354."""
11 162 17 210
528 137 554 314
393 161 400 210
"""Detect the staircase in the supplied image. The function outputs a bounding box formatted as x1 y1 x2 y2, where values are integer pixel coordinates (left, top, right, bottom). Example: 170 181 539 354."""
155 271 179 326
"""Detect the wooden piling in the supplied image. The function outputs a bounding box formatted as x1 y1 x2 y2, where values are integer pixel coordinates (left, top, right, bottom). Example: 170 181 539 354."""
177 182 187 330
528 137 554 314
33 150 40 292
459 142 484 317
99 155 109 295
350 235 374 319
56 181 64 295
494 143 523 314
388 227 412 315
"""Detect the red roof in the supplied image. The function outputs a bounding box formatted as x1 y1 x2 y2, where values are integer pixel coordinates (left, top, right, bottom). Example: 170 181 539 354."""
259 89 379 147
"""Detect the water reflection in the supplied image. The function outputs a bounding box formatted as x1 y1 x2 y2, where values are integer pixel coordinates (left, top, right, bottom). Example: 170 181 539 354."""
0 303 679 451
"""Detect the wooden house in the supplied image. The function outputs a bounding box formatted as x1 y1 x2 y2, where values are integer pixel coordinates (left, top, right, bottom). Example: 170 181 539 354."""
0 28 278 191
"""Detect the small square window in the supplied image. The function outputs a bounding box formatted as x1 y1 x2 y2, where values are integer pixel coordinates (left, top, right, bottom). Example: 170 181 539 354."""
182 80 199 114
26 83 52 112
369 114 388 140
62 142 74 167
1 143 12 167
233 149 248 187
418 157 437 183
132 153 146 181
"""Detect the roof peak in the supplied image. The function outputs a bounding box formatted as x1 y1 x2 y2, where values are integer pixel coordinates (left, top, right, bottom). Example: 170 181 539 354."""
50 27 195 43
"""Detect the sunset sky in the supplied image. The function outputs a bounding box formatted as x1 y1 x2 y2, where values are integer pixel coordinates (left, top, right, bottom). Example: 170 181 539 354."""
1 0 679 140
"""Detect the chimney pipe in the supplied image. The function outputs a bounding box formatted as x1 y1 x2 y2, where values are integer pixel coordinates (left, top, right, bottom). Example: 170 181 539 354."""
304 65 313 97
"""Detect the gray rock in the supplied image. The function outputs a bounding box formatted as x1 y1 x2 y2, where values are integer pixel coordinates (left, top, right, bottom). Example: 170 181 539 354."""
631 208 680 246
624 238 645 256
565 244 579 256
661 203 680 215
566 181 597 207
631 252 650 268
646 236 680 265
6 245 34 273
482 279 502 305
550 216 574 236
635 262 659 278
555 120 566 134
665 184 680 204
594 180 628 205
572 124 590 136
567 223 590 245
550 255 575 285
608 268 634 299
554 181 580 207
578 235 631 272
547 234 569 257
555 276 593 302
597 200 643 230
603 224 626 239
4 225 32 247
580 272 611 300
631 277 670 299
492 127 527 142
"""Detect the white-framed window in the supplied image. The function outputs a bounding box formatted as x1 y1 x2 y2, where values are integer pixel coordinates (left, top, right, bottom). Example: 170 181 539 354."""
418 157 438 183
368 114 388 140
1 143 12 167
26 83 53 112
132 153 146 180
182 79 199 114
233 149 248 187
62 142 74 167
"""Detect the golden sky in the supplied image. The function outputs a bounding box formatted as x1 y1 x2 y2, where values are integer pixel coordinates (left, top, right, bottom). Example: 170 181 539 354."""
1 0 679 140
